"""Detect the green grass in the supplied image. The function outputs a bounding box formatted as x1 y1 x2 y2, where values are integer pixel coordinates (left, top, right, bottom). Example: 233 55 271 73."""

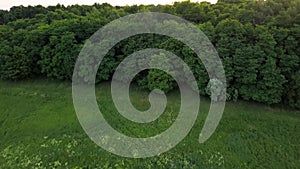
0 79 299 168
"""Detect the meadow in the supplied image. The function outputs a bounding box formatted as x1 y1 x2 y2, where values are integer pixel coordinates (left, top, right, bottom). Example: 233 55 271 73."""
0 79 299 168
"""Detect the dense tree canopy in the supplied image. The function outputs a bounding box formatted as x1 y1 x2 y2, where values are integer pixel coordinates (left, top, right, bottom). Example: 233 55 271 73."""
0 0 299 108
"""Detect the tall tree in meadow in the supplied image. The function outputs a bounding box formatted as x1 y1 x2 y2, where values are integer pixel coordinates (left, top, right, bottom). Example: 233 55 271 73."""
215 19 245 98
277 26 300 108
252 26 286 104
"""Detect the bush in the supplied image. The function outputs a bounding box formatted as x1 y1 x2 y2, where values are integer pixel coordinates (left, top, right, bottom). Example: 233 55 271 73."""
39 32 80 80
147 53 176 93
0 44 32 80
206 78 226 102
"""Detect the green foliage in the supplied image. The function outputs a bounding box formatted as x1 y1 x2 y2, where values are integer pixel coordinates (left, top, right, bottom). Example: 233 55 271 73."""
288 71 300 109
0 0 299 108
39 32 80 80
254 57 286 104
73 41 118 84
0 44 32 80
215 19 245 98
253 26 286 104
147 53 176 92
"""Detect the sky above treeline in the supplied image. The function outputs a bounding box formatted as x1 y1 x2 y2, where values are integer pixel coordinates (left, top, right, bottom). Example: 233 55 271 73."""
0 0 217 10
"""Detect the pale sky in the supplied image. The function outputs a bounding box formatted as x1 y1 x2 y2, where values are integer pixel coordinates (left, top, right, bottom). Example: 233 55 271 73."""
0 0 217 10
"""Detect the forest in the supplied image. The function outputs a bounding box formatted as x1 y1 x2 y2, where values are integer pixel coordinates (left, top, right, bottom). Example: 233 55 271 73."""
0 0 299 108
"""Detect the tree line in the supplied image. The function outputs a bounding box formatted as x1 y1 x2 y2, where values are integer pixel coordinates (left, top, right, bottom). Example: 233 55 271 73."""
0 0 299 109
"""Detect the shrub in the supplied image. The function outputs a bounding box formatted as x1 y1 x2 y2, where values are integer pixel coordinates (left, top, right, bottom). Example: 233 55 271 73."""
0 44 32 80
39 32 80 80
147 53 176 93
206 78 226 102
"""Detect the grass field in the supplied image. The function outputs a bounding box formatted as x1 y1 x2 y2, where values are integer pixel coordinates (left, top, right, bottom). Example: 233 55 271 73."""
0 79 299 168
